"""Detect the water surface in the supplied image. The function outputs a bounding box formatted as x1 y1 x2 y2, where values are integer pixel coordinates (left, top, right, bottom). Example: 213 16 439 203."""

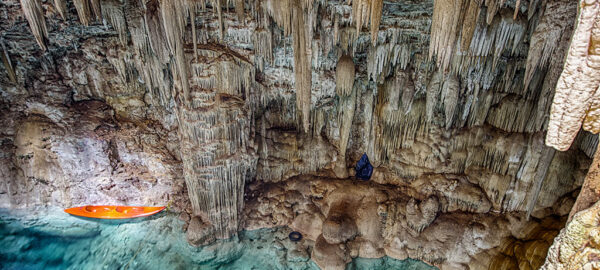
0 208 436 270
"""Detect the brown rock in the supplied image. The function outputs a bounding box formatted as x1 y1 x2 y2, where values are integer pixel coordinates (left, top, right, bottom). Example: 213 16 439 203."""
312 235 351 270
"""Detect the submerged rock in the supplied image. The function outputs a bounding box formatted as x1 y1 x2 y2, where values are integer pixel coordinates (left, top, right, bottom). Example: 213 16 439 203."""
186 216 216 246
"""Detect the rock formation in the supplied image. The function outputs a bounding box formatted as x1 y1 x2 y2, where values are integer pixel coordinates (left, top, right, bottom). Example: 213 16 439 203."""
0 0 598 269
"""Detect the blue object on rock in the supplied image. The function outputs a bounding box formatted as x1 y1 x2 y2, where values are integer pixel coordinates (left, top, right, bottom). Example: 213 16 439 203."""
355 153 373 181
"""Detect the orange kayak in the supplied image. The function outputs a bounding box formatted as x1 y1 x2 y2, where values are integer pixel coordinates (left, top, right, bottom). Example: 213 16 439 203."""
64 205 165 219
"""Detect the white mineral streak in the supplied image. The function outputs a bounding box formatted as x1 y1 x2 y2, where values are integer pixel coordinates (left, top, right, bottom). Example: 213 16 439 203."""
546 0 600 151
20 0 47 51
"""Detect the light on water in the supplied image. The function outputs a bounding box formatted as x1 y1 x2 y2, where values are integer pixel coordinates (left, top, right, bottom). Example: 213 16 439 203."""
0 208 436 270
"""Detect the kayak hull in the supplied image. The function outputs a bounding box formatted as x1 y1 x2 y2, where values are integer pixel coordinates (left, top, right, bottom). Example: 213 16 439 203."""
64 205 165 219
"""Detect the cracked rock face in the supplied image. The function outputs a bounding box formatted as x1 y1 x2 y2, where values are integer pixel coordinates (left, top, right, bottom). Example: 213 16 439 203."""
0 0 599 269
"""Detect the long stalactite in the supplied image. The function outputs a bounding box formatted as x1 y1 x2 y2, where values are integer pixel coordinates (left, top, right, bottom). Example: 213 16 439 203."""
19 0 48 51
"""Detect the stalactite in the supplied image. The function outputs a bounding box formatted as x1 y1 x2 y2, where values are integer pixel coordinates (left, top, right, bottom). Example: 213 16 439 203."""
89 0 102 21
398 69 415 114
426 70 443 122
460 0 480 51
485 0 501 25
161 0 190 102
336 86 357 177
291 0 311 132
335 55 355 97
53 0 67 20
101 0 128 46
524 0 575 91
352 0 383 45
528 0 542 19
73 0 93 26
546 0 600 151
190 3 198 61
20 0 48 51
1 40 16 83
215 0 224 40
441 74 459 129
145 0 170 63
252 29 273 72
526 147 555 219
235 0 244 22
452 14 525 75
429 0 466 72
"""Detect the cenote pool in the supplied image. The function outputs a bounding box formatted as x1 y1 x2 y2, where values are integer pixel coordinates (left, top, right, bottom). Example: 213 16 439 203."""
0 208 436 270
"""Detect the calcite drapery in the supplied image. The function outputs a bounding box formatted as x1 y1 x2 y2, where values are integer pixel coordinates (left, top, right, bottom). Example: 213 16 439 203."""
546 0 600 150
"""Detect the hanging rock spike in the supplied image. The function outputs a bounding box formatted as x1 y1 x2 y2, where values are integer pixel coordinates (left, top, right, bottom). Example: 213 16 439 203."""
20 0 48 51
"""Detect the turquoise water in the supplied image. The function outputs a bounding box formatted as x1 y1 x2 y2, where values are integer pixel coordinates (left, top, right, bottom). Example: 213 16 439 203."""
0 208 436 270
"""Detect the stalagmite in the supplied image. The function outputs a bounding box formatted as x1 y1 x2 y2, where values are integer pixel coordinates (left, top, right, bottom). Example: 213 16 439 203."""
335 55 355 97
546 0 600 151
53 0 67 20
19 0 48 51
352 0 384 45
